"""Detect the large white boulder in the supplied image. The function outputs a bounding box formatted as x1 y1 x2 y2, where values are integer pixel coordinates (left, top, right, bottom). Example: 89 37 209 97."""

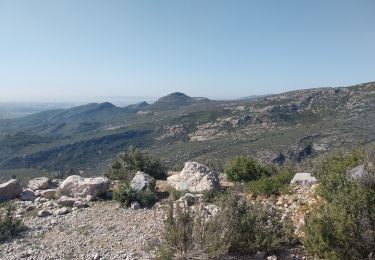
28 177 50 190
57 175 110 198
167 162 220 192
290 173 317 186
0 179 22 201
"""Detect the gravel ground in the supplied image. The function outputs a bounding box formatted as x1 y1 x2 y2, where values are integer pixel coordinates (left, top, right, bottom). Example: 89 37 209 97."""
0 201 164 260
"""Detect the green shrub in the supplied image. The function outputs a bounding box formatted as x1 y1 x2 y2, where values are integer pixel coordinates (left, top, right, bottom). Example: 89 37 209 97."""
315 149 365 202
0 204 26 242
156 199 232 259
157 193 294 259
136 189 158 208
202 189 229 203
246 172 293 196
105 146 167 181
166 186 185 201
113 182 158 208
225 196 294 254
303 150 375 259
224 156 275 182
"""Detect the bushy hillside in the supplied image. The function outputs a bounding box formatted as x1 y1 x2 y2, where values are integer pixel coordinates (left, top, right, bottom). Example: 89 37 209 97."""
0 82 374 175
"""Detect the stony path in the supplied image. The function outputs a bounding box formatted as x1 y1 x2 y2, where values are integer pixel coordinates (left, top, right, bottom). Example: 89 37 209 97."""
0 201 164 260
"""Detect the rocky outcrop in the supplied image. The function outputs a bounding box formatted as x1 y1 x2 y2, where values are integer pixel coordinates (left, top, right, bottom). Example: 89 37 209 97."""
28 177 50 190
290 172 317 186
0 179 22 201
130 171 154 191
167 162 220 192
57 175 110 198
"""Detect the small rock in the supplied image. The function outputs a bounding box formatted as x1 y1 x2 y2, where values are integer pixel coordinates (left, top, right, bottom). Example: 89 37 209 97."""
254 251 266 259
130 201 141 210
74 200 88 208
40 189 58 199
57 196 77 207
93 253 101 260
21 189 36 201
55 207 70 216
131 171 154 191
86 195 96 202
290 173 317 186
28 177 50 190
37 209 52 217
267 255 277 260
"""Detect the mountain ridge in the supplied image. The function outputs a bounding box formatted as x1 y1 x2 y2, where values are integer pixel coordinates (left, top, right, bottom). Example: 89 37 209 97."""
0 82 374 175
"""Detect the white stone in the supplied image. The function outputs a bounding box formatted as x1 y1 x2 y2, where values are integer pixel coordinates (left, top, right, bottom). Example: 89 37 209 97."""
290 173 317 186
58 175 110 198
37 209 52 217
74 200 88 208
28 177 50 190
130 201 141 210
54 207 70 216
57 196 77 207
0 179 22 201
40 189 58 199
130 171 154 191
167 162 220 192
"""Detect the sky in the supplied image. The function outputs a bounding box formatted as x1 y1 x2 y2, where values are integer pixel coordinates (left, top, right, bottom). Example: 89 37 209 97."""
0 0 374 103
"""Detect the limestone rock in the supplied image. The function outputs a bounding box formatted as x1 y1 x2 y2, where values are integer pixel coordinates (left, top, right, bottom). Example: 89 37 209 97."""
38 209 52 217
0 179 22 201
290 172 317 186
21 189 37 201
50 179 64 187
74 200 88 208
130 201 141 210
57 196 77 207
167 162 220 192
347 165 375 186
40 189 58 200
57 175 110 198
54 207 70 216
130 171 154 191
28 177 50 190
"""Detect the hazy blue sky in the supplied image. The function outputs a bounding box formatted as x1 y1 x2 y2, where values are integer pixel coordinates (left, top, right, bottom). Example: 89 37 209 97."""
0 0 374 103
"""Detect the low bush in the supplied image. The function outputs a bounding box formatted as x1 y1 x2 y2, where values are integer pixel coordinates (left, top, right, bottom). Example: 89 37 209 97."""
246 172 293 196
202 189 229 203
303 149 375 259
226 196 294 254
113 182 158 208
0 204 26 242
157 193 294 259
166 186 185 201
157 199 232 259
224 156 276 182
105 146 167 181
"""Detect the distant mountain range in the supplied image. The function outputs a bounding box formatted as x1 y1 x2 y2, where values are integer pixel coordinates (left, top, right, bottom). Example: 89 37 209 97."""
0 82 374 176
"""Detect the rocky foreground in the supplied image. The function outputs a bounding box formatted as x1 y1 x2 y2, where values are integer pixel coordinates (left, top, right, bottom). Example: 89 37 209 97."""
0 201 164 260
0 162 322 259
